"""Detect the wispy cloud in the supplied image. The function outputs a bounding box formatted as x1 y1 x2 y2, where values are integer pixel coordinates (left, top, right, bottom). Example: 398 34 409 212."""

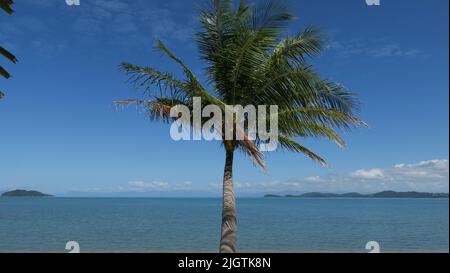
19 0 61 8
328 38 428 60
3 160 446 196
2 0 197 57
126 180 194 192
123 159 449 195
0 184 21 191
91 0 130 12
128 181 170 191
138 6 196 44
393 159 449 179
351 168 385 179
237 159 449 194
70 0 195 45
369 44 425 59
71 0 135 36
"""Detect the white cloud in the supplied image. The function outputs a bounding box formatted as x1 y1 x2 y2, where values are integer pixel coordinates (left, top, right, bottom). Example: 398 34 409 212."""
0 184 20 191
128 181 169 191
172 181 194 190
304 176 323 182
351 168 385 179
369 44 425 58
237 159 449 194
393 159 449 179
126 180 194 192
328 38 427 60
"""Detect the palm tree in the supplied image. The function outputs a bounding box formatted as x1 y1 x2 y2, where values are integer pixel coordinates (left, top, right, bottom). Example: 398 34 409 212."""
0 0 17 99
117 0 364 253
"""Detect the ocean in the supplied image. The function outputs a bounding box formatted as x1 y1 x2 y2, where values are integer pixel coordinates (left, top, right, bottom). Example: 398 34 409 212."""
0 197 448 253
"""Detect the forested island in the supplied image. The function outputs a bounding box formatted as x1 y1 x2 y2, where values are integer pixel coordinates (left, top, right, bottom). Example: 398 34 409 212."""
1 190 53 197
264 191 449 199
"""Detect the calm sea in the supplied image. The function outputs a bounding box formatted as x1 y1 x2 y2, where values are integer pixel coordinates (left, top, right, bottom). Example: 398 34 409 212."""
0 197 448 253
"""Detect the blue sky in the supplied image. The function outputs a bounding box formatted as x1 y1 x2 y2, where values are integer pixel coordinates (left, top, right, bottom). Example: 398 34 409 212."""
0 0 448 196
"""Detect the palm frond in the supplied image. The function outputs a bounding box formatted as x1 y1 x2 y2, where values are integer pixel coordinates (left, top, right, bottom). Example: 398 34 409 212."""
235 138 266 170
114 99 184 123
155 39 226 107
0 65 11 79
278 115 346 147
0 46 17 64
278 135 328 167
0 0 14 14
1 0 16 97
251 0 295 31
120 62 187 101
234 118 266 169
228 27 273 103
254 65 320 107
316 81 360 114
269 27 323 66
279 108 366 130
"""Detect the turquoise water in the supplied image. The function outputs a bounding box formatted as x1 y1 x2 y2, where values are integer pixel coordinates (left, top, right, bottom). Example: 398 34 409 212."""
0 198 448 253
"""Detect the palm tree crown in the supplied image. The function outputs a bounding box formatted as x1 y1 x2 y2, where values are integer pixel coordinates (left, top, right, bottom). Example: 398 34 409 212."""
118 0 364 253
119 0 363 167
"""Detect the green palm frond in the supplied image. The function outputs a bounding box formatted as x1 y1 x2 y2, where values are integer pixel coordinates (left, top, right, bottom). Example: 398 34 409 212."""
0 0 13 14
254 65 320 107
279 108 365 130
0 65 11 79
236 139 266 170
0 46 17 64
251 0 295 31
120 62 187 102
115 98 187 123
155 39 226 108
269 27 323 66
1 0 16 99
278 118 346 147
316 81 360 114
228 27 273 103
234 124 266 170
278 135 327 166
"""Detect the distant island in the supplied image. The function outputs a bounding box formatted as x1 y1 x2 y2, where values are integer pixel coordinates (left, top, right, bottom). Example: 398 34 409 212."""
1 189 53 197
264 191 449 199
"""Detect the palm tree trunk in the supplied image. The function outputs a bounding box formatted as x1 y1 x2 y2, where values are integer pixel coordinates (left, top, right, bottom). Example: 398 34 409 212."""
219 149 237 253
